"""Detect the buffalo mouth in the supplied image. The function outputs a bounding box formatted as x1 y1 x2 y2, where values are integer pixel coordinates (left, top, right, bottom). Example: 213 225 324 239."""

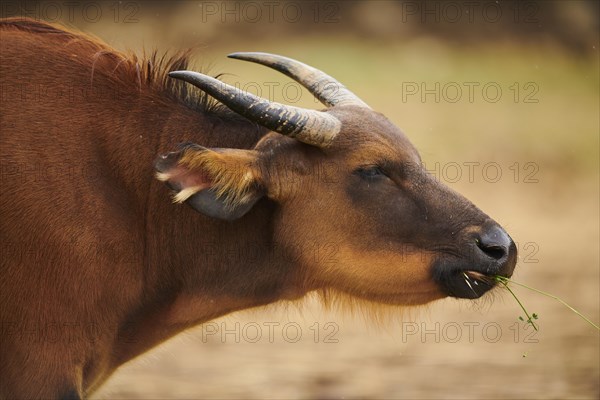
444 270 496 299
433 259 514 299
432 226 518 299
456 270 503 299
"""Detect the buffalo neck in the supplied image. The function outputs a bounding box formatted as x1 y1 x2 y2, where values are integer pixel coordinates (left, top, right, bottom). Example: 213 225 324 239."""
108 99 301 367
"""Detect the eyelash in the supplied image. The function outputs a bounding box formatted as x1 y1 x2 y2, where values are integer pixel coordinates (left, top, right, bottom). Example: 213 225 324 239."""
356 165 387 179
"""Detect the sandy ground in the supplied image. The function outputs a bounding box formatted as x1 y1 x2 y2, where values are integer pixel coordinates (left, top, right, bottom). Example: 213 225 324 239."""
95 176 599 399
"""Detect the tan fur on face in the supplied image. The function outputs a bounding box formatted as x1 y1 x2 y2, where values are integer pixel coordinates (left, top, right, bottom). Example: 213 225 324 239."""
255 130 444 307
309 244 443 306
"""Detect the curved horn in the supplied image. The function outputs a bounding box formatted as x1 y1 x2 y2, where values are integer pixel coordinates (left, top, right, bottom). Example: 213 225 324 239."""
169 71 340 148
228 52 369 109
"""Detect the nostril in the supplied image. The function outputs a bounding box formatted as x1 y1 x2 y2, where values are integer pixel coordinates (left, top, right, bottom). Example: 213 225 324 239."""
476 240 507 260
475 224 512 261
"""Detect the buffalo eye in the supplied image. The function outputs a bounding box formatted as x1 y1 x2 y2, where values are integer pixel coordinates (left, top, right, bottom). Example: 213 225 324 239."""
355 165 388 180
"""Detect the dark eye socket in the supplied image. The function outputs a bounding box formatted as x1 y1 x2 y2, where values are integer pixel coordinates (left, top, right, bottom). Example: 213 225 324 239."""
356 165 387 179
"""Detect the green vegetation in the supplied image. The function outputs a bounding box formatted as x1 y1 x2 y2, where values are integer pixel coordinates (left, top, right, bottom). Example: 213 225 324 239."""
494 275 600 332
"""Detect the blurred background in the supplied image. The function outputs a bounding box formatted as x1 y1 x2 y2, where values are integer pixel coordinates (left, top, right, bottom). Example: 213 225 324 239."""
3 1 598 398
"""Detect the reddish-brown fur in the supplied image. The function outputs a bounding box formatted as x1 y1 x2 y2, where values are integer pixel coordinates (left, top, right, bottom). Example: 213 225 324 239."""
0 19 516 398
0 18 270 397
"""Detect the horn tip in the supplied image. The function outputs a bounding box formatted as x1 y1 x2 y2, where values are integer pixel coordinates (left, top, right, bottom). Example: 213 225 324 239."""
227 52 253 60
228 52 273 61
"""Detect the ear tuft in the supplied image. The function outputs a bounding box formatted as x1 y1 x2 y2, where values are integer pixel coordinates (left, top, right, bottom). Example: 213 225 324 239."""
178 147 259 209
173 186 203 203
154 144 265 220
155 172 172 182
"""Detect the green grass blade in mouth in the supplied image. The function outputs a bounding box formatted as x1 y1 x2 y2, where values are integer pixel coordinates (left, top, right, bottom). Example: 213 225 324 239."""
494 276 539 331
494 275 599 332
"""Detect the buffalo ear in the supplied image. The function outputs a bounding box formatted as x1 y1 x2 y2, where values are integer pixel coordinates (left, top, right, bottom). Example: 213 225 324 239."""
154 144 264 221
